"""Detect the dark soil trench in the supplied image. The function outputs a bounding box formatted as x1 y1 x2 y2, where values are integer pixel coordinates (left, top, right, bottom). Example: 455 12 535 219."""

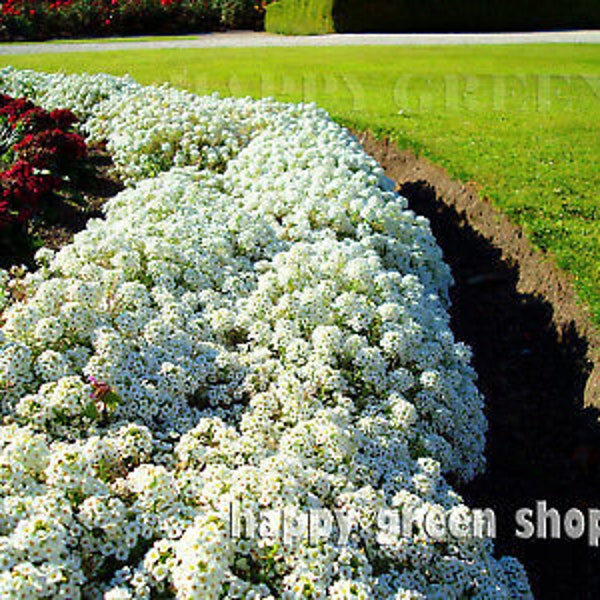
358 132 600 600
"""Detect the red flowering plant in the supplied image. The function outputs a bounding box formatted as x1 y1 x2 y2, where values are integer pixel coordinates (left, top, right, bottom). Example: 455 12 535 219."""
0 160 56 225
0 0 263 41
0 94 89 241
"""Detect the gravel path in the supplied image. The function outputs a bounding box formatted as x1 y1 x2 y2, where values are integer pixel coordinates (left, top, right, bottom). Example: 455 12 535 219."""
1 29 599 55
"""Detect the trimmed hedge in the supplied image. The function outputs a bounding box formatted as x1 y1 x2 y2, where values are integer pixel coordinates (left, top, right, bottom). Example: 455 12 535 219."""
0 0 264 42
266 0 600 34
265 0 333 34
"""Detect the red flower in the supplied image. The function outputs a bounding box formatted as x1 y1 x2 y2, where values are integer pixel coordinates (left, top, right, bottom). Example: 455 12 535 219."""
0 93 89 230
49 108 78 130
2 160 34 187
0 95 14 109
0 160 53 224
15 129 87 171
0 200 11 225
17 107 54 133
88 375 112 400
0 98 36 126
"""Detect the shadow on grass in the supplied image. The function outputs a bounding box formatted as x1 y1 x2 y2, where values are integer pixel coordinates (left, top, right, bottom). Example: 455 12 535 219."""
401 179 600 600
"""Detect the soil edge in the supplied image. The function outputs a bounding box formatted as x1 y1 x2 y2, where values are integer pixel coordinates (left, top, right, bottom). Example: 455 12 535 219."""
356 131 599 409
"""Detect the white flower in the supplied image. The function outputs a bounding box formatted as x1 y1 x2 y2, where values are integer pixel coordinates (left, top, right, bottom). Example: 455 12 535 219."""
0 67 532 600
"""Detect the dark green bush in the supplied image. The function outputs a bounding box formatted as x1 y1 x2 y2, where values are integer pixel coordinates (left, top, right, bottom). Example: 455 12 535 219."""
333 0 600 32
266 0 599 34
265 0 333 35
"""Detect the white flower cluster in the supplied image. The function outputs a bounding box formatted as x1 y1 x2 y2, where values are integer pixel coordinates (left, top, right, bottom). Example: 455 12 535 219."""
83 87 252 184
0 68 532 599
0 68 140 120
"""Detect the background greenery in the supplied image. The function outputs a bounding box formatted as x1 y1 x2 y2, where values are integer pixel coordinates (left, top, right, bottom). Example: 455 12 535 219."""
266 0 600 34
0 0 263 42
265 0 333 35
1 44 598 325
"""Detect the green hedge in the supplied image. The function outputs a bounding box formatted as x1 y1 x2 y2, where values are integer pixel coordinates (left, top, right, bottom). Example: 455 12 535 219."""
0 0 263 42
265 0 334 35
266 0 599 34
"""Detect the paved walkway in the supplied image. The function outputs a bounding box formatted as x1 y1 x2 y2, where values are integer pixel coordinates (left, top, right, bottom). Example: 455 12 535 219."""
1 30 599 55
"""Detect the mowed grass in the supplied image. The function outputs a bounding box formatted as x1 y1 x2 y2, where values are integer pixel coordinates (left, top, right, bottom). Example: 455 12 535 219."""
0 34 203 46
1 45 598 323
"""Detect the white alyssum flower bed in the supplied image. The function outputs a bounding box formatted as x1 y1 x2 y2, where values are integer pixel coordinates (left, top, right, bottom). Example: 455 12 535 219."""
0 68 532 599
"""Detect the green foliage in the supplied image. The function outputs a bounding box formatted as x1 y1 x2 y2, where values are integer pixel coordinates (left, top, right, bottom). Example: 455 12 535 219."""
332 0 600 33
265 0 599 34
0 0 264 42
265 0 334 34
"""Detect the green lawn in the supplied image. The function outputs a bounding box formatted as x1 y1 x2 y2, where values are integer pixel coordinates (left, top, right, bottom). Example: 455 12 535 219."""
0 34 203 46
1 45 598 324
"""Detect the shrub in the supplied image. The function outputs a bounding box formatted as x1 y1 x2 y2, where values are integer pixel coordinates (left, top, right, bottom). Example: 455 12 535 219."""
265 0 333 35
14 129 88 173
265 0 600 34
0 159 55 224
0 94 88 229
0 0 265 41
